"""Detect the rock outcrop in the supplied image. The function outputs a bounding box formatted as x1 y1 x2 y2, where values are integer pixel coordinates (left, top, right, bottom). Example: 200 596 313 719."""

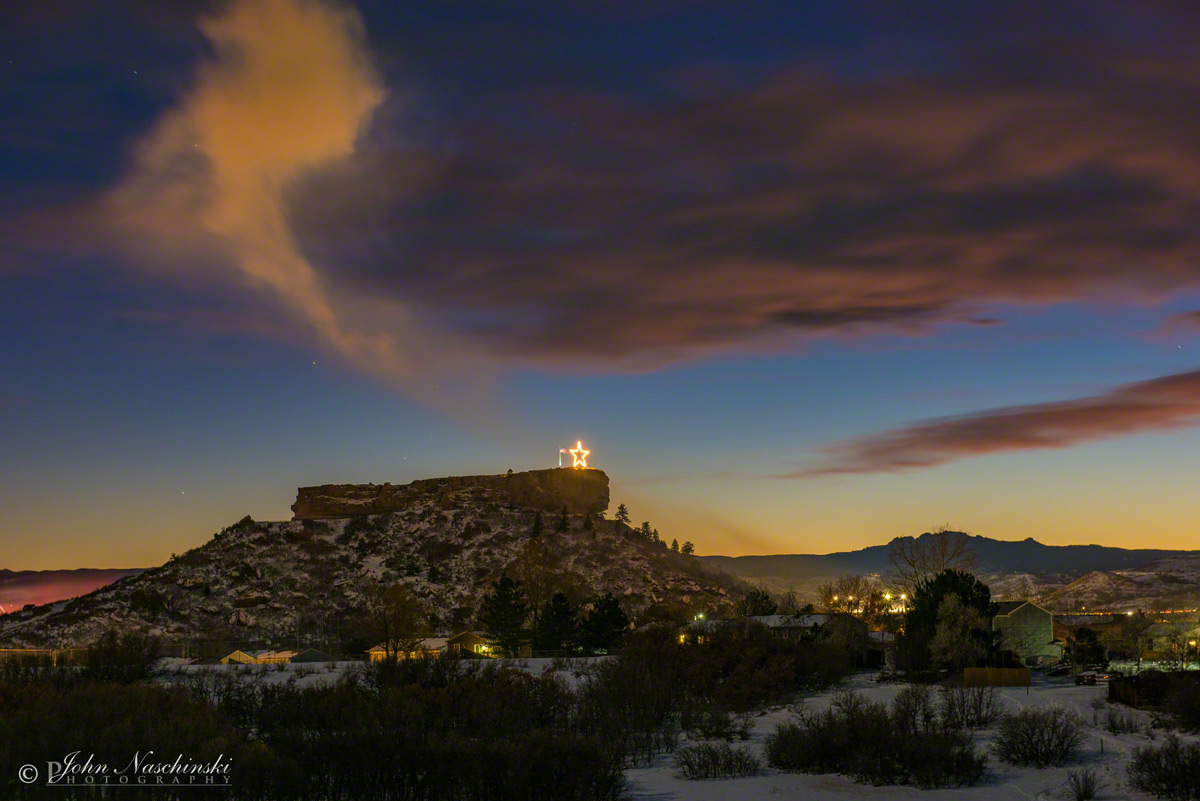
292 468 609 519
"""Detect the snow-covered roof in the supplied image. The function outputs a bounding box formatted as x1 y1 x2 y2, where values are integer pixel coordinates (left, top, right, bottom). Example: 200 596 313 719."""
747 614 829 629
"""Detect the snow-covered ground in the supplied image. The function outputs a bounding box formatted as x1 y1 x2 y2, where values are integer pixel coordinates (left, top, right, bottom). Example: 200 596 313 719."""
626 672 1190 801
158 655 613 690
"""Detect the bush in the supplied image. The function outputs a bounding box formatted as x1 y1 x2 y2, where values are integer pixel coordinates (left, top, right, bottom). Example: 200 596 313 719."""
940 685 1002 729
1067 767 1105 801
673 742 761 780
679 700 752 741
1128 736 1200 800
1107 707 1144 735
993 706 1084 768
82 630 161 684
766 690 986 788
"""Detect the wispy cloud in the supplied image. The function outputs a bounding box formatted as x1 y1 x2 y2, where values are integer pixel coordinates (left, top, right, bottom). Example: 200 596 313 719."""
99 0 487 401
792 368 1200 476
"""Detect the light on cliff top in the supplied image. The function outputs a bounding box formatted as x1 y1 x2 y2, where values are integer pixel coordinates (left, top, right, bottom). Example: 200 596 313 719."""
569 440 590 468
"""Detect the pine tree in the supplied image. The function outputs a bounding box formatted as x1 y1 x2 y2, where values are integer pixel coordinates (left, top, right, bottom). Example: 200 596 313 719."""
579 593 629 653
615 504 631 525
639 522 652 541
681 541 695 556
582 514 594 531
652 528 661 545
557 504 570 532
478 574 528 657
671 539 679 552
530 513 543 537
531 592 578 653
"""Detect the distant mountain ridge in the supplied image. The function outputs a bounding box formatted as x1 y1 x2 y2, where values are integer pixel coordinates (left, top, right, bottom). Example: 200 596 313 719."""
701 532 1200 612
701 533 1197 580
0 568 145 612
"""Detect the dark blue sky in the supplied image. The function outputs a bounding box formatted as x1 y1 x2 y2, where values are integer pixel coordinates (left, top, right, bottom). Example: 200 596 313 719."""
4 0 1200 568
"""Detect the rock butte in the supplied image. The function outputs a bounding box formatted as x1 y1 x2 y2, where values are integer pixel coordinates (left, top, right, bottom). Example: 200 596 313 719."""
291 468 610 520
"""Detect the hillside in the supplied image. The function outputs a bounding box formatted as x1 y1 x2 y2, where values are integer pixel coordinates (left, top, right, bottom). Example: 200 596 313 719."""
0 469 743 648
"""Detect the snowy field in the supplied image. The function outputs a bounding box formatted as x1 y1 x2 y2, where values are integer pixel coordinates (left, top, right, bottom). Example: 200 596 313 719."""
626 672 1190 801
158 655 612 690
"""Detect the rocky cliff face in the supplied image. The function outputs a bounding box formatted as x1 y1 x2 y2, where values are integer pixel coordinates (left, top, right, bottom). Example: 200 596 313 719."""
292 468 609 519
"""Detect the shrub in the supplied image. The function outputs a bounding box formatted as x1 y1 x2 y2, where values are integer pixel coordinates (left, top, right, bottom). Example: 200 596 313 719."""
1128 736 1200 801
994 706 1084 768
1107 707 1144 735
1067 767 1106 801
82 630 161 684
673 742 761 780
766 690 986 788
941 685 1002 729
892 684 940 735
680 700 752 741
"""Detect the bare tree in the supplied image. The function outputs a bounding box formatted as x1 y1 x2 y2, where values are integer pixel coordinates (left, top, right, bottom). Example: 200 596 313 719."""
361 582 429 660
887 525 979 595
816 575 894 630
1117 612 1156 673
777 589 804 615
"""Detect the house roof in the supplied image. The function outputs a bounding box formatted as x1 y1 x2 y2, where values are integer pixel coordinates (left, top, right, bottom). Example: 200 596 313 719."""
993 601 1028 616
289 649 336 663
367 637 450 652
747 614 830 629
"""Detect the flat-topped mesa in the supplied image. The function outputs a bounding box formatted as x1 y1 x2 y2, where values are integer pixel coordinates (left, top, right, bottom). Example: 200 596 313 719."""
291 468 609 520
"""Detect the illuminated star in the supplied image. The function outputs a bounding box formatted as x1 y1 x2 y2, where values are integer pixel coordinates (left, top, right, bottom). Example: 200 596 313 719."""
569 440 589 468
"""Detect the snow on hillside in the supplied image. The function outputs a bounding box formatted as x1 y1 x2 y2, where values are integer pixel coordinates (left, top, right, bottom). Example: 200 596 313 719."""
0 487 744 648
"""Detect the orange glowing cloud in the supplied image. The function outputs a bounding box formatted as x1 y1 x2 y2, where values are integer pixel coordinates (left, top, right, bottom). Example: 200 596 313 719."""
101 0 485 396
795 368 1200 476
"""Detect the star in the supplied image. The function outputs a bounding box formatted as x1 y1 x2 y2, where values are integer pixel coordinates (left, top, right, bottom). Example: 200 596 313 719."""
569 440 589 468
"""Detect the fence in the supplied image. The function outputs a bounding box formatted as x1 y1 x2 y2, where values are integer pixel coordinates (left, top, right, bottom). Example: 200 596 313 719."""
963 667 1031 687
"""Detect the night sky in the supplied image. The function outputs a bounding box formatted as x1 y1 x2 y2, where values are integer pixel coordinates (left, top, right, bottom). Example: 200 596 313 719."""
4 0 1200 569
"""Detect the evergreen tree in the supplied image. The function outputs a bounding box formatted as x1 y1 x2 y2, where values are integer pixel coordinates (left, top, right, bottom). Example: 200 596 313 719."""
530 512 543 537
639 522 652 541
531 592 578 653
736 588 778 617
615 504 631 525
671 538 679 552
427 565 441 583
557 504 570 532
580 593 629 653
652 528 661 544
680 541 695 556
897 569 996 673
478 574 528 657
582 514 594 531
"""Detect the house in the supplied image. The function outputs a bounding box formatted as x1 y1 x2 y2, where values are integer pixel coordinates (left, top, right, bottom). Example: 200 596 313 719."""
747 614 830 640
993 601 1061 665
366 638 449 661
447 631 493 656
219 649 297 665
289 649 336 664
